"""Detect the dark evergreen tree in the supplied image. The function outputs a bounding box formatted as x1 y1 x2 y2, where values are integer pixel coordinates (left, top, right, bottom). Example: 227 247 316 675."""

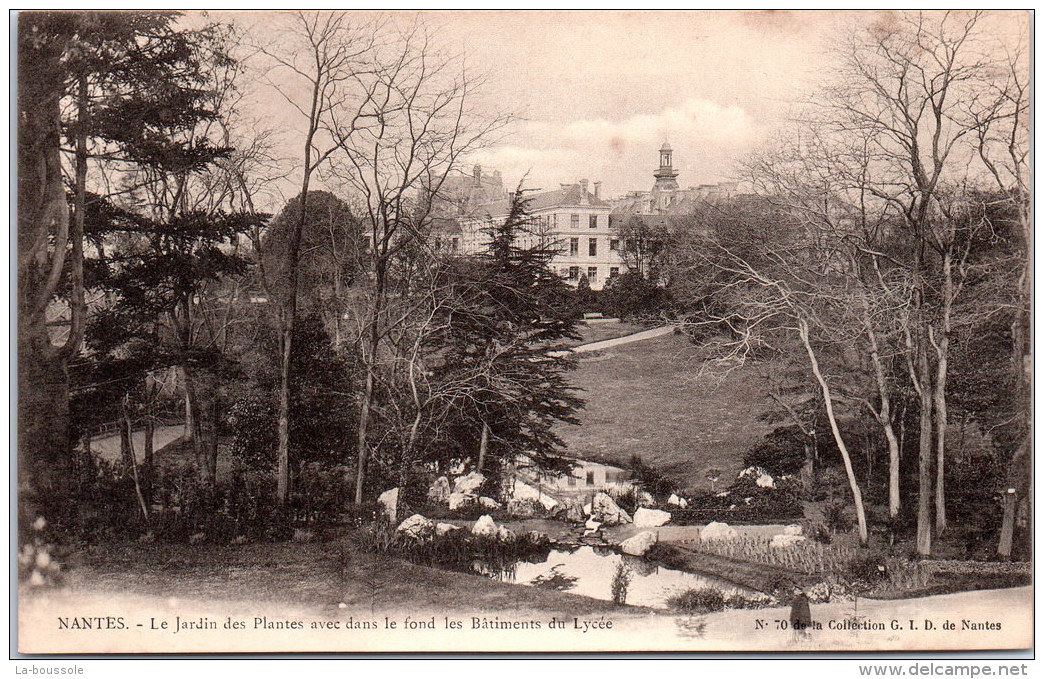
18 10 240 518
432 185 583 485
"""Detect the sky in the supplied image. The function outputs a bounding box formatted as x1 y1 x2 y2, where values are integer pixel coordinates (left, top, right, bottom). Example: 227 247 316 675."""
216 10 1028 207
428 10 849 197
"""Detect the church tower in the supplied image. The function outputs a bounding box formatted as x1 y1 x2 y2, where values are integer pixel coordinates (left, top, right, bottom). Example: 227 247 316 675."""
650 142 680 212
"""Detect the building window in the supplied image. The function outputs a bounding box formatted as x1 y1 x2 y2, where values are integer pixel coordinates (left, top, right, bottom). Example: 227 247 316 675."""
570 237 579 256
609 238 619 251
610 267 620 278
588 266 598 282
589 214 598 229
571 214 579 229
586 470 595 485
450 237 459 253
568 266 579 281
567 476 576 487
588 238 597 256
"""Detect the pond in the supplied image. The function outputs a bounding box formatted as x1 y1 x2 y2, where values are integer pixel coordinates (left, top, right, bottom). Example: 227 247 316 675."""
473 545 759 609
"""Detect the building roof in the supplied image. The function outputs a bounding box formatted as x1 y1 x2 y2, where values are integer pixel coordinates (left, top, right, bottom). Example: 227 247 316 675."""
466 183 609 219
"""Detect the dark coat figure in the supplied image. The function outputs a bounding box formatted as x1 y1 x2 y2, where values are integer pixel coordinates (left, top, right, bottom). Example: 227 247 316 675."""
790 589 812 637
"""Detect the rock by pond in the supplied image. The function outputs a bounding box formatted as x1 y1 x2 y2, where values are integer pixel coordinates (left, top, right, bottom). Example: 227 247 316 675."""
592 492 631 525
700 521 738 542
428 476 451 504
448 492 475 511
633 507 671 528
397 514 435 541
378 488 399 522
472 514 498 537
454 471 486 495
619 531 658 556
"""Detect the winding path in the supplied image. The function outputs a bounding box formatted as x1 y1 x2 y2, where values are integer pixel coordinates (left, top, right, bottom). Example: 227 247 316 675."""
550 324 678 357
86 424 186 464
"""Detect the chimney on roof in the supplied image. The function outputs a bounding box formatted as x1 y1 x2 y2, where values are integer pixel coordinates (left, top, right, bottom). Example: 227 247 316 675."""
580 179 589 195
593 181 602 200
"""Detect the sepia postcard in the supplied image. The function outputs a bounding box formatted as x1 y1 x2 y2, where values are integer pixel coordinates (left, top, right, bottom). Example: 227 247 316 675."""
14 9 1032 654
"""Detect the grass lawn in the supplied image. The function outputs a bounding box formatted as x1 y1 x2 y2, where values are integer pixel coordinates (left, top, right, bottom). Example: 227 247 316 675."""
62 536 643 618
566 321 645 347
558 331 775 492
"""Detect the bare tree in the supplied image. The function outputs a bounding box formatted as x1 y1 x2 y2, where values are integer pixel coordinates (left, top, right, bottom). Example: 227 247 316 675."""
817 10 1026 554
327 22 509 504
671 212 872 546
254 11 377 504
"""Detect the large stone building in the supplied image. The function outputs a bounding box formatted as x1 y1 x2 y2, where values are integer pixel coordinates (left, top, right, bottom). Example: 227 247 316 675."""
457 179 626 291
439 145 742 289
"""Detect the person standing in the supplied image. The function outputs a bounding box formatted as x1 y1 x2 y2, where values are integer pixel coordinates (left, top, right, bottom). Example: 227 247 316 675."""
790 586 812 641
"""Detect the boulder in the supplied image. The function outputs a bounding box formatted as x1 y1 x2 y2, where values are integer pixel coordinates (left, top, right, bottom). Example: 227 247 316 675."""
756 473 775 489
700 521 738 542
435 522 461 537
554 499 586 523
511 480 559 511
637 491 655 507
667 493 686 507
584 518 603 533
448 492 475 511
377 487 399 522
524 531 551 547
633 507 671 528
619 531 658 556
783 524 803 536
496 525 516 543
770 534 808 549
478 496 502 510
453 471 486 495
592 492 632 525
396 514 435 541
506 498 540 518
471 514 498 537
427 476 452 504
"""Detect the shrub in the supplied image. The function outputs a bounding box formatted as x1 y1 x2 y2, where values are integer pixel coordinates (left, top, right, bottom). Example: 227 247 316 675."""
629 454 673 500
823 500 853 533
610 562 632 605
742 426 809 477
600 271 671 320
843 550 890 589
667 587 726 613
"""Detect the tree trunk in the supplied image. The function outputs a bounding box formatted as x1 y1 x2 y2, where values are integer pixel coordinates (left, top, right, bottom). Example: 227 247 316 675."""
276 324 293 503
354 366 375 505
18 336 74 515
478 421 489 473
916 338 934 557
861 299 901 518
354 267 387 505
16 34 84 520
181 365 206 481
997 436 1028 559
799 319 868 546
143 387 155 504
932 251 953 533
120 402 134 469
201 380 219 486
